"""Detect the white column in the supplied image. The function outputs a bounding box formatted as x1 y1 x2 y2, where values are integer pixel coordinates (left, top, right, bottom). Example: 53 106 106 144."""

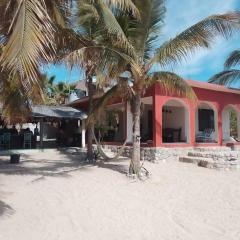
40 119 44 149
126 102 133 143
81 119 86 148
185 108 190 143
222 109 230 140
214 109 219 142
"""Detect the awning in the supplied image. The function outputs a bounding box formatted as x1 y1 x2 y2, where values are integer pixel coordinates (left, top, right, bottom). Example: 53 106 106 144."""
31 105 87 120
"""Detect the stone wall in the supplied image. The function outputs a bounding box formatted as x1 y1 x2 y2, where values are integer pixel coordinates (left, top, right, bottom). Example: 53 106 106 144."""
94 144 234 162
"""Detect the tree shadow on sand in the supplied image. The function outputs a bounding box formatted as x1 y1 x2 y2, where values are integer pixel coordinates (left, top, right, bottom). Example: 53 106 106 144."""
0 200 14 217
95 158 129 175
0 150 91 180
0 148 130 180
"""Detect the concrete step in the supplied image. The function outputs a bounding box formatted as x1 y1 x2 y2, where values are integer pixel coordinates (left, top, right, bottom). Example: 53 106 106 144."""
187 151 240 160
179 156 214 168
192 147 231 152
179 156 240 171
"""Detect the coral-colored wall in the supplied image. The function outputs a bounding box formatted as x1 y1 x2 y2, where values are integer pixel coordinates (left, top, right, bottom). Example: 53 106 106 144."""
153 83 240 147
70 82 240 148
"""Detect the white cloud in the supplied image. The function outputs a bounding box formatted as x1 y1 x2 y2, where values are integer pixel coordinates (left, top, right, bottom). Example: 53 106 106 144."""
159 0 239 80
163 0 237 40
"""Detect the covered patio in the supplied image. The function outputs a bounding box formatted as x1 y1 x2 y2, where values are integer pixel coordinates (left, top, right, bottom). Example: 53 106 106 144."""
0 105 87 150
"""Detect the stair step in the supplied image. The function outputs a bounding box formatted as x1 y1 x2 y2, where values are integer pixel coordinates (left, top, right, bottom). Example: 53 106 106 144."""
193 147 231 152
179 156 240 171
187 151 240 159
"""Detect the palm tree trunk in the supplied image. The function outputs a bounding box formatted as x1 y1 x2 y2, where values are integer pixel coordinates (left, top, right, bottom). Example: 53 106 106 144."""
129 91 141 174
87 74 94 162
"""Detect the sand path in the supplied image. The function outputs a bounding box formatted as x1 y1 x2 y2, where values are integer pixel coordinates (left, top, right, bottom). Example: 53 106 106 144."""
0 150 240 240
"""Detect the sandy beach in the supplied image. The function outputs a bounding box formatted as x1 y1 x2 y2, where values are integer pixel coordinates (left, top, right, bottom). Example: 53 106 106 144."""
0 149 240 240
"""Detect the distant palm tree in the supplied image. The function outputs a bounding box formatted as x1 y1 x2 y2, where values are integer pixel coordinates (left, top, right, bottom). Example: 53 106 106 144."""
209 50 240 87
41 74 77 105
53 82 77 105
89 1 240 174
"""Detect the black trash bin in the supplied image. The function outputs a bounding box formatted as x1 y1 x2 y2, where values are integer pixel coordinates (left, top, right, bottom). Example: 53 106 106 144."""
10 154 20 164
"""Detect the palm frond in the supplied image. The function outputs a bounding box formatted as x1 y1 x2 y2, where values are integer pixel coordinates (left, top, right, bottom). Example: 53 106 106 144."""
0 72 44 123
56 82 66 92
0 0 16 35
44 0 69 28
143 0 166 61
96 0 135 55
64 46 100 69
55 28 90 60
77 0 100 26
104 0 139 19
49 76 56 86
64 45 138 74
87 84 120 125
116 0 165 62
87 78 130 124
152 12 240 68
149 71 196 100
224 50 240 69
209 69 240 86
0 0 55 91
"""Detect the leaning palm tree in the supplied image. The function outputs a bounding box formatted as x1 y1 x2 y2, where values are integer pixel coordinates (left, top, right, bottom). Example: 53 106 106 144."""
88 1 240 175
63 0 138 161
209 50 240 86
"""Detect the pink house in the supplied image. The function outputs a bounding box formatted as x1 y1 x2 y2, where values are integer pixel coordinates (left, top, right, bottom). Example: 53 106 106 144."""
69 80 240 149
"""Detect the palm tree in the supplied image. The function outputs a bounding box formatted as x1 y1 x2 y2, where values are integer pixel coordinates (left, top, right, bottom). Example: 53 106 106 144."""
53 81 77 104
0 0 138 164
63 0 138 162
89 1 240 175
0 0 137 123
0 0 72 121
209 50 240 86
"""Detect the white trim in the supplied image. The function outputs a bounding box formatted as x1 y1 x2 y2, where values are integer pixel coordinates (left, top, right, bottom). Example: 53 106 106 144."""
162 99 190 143
81 120 86 148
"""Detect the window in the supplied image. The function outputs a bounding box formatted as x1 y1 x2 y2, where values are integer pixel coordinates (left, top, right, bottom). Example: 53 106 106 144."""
198 109 215 131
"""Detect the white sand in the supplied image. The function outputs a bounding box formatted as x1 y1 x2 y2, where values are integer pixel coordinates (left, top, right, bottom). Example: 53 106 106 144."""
0 150 240 240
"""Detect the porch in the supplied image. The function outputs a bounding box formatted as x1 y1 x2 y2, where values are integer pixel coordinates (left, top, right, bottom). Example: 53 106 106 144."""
97 96 240 148
0 105 88 150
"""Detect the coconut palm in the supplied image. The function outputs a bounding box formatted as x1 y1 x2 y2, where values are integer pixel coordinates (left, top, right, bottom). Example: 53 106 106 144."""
0 0 137 123
41 74 77 105
0 0 72 121
53 81 77 104
209 50 240 86
88 1 240 175
63 0 138 161
0 0 138 163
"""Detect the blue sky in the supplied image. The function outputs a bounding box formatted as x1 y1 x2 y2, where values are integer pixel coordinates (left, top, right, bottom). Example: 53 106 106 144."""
43 0 240 83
